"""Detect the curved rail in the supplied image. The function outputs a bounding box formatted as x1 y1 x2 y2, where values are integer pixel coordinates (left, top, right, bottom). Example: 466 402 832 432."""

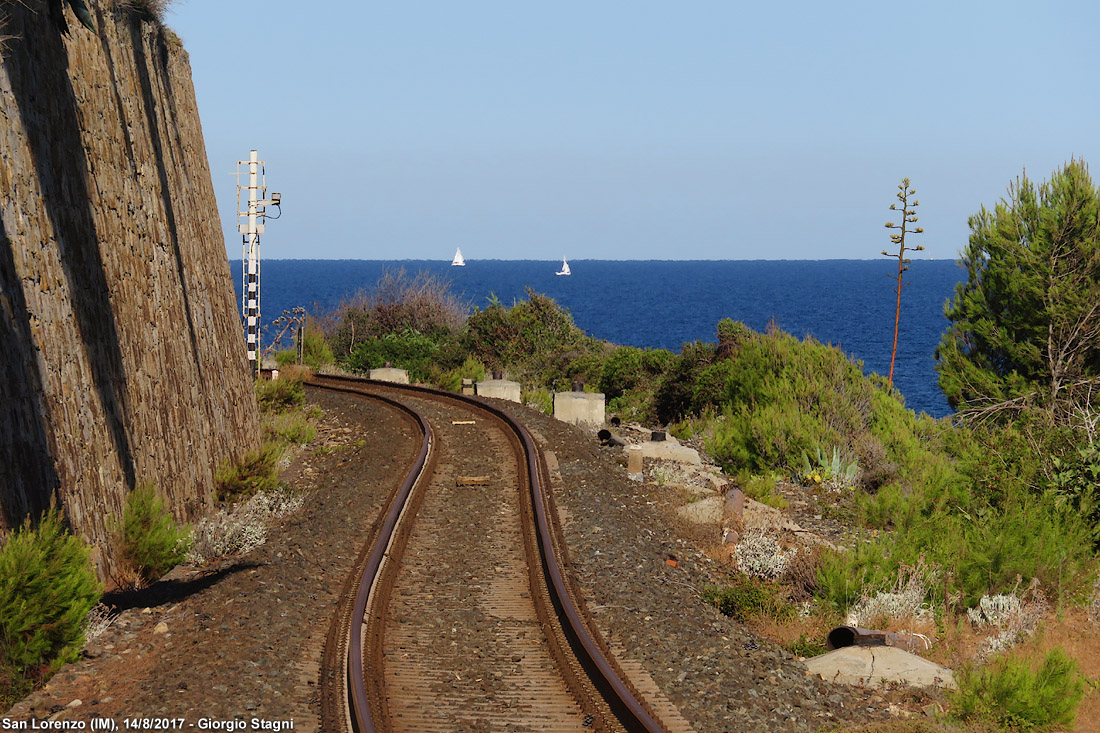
305 380 433 732
308 373 669 733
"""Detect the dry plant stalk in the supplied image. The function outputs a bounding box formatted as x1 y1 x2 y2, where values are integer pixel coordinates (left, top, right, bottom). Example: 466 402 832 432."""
881 178 925 383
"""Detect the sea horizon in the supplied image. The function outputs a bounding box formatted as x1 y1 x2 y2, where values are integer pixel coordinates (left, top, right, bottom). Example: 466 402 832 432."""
235 259 964 417
245 256 956 263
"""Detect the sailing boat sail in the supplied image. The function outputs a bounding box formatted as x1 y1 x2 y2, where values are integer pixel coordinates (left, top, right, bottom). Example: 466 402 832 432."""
556 257 571 276
451 248 465 267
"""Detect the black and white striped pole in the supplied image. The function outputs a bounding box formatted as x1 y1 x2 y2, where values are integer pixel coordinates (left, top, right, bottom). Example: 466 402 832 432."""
236 150 281 377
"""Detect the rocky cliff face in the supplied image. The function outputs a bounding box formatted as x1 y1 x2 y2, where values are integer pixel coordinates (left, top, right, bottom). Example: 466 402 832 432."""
0 1 260 575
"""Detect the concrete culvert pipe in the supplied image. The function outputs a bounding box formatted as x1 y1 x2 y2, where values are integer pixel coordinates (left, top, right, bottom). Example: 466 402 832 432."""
826 626 932 651
827 626 884 650
597 429 626 447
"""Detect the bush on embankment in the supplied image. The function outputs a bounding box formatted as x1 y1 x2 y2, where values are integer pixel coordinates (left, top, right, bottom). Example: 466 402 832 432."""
112 485 191 586
656 318 954 495
0 509 101 706
221 373 320 504
651 319 1096 618
309 272 1099 625
463 289 608 390
344 328 448 383
255 373 306 413
275 317 334 370
951 647 1086 732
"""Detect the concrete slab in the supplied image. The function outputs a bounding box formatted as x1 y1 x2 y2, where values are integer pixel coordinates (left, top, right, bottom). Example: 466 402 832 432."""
554 391 605 427
369 367 409 384
804 646 956 689
476 379 521 403
635 440 701 465
675 496 724 526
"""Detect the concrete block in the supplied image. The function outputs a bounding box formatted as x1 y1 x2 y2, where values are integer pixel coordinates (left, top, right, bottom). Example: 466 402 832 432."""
804 646 956 689
626 445 643 481
636 440 701 465
476 379 521 403
553 391 605 428
724 488 745 534
370 367 409 384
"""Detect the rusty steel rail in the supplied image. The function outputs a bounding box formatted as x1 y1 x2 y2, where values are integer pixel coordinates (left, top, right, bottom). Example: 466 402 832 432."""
304 378 432 732
306 373 668 733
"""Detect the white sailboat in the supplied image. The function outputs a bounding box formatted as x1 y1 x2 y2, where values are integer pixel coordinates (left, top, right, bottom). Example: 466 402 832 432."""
556 256 571 276
451 247 465 267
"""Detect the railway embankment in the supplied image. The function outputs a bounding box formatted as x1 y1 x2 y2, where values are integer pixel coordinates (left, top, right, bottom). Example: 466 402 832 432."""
7 384 925 731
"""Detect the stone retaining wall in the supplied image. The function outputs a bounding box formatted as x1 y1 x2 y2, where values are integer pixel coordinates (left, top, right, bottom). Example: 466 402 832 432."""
0 1 259 576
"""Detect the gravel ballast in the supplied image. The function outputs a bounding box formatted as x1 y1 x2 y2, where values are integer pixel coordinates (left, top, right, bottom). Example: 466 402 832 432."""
6 387 920 731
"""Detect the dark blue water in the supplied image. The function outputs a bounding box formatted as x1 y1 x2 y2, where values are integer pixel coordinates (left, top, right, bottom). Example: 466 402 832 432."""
232 259 966 417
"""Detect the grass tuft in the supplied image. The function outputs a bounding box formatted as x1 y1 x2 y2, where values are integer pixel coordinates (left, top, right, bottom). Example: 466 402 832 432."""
701 575 793 623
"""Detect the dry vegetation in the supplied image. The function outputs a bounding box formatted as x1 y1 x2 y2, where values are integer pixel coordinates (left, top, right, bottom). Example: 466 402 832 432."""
113 0 174 22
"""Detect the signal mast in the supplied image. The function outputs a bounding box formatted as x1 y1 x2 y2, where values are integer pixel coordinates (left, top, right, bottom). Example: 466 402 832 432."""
235 150 281 376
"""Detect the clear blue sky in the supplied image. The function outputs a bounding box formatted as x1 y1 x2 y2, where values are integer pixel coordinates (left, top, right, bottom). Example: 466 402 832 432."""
165 1 1100 261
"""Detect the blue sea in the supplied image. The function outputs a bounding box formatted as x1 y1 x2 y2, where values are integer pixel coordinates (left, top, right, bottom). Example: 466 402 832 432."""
232 259 966 418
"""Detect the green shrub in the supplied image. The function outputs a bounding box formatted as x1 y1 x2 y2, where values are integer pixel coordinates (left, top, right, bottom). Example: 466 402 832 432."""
344 329 441 382
299 321 335 369
736 471 788 510
0 509 101 683
216 443 282 502
856 482 918 530
678 325 875 476
701 575 793 623
784 633 827 658
264 413 317 445
668 420 696 441
607 391 659 424
1047 441 1100 547
463 302 519 368
662 322 961 502
255 375 305 413
437 357 488 392
464 290 598 382
817 487 1096 612
816 534 908 613
599 346 673 400
951 648 1085 731
948 491 1096 607
655 341 718 424
115 485 190 583
598 346 672 423
523 387 554 415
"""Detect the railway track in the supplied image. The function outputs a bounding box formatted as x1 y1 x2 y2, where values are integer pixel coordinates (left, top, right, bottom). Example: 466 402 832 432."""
309 374 675 732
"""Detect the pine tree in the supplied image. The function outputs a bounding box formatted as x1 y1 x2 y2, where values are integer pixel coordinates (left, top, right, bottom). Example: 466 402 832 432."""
936 160 1100 416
